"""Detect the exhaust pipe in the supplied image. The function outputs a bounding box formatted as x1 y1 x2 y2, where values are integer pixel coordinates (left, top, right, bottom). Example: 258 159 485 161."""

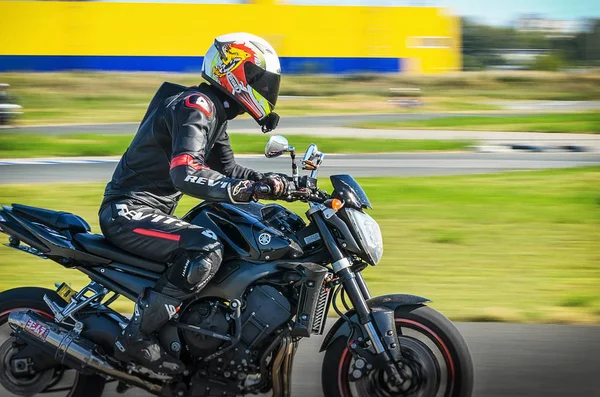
271 336 298 397
8 310 163 394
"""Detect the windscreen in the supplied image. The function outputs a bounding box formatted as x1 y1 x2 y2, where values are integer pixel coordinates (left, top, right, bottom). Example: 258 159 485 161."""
330 174 372 209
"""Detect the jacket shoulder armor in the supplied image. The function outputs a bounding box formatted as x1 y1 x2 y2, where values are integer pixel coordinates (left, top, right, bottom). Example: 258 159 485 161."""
182 93 215 118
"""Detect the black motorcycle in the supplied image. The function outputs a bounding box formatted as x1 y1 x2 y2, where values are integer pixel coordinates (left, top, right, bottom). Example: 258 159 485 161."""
0 135 473 397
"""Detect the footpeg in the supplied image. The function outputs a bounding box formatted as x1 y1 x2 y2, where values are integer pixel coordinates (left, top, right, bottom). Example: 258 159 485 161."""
116 381 131 394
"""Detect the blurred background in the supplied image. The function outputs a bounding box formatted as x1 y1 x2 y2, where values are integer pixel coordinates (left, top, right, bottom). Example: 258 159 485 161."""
0 1 599 396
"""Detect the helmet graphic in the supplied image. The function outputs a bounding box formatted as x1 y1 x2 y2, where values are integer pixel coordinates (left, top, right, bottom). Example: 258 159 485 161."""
202 33 281 131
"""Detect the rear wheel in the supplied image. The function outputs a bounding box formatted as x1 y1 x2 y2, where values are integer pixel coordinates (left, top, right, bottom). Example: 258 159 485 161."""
0 287 106 397
322 305 473 397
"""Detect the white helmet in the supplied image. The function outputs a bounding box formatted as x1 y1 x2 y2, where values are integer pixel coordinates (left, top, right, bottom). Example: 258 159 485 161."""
202 32 281 132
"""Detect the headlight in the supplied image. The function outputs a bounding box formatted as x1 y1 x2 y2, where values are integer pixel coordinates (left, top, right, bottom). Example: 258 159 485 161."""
346 208 383 265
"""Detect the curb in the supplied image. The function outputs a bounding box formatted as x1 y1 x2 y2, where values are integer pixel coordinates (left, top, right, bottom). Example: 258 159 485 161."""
470 144 593 153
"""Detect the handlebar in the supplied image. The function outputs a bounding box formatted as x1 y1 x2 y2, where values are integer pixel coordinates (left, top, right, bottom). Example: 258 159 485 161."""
254 178 329 203
286 185 328 203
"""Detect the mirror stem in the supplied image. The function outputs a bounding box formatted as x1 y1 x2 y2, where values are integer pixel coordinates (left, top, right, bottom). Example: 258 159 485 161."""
290 150 299 185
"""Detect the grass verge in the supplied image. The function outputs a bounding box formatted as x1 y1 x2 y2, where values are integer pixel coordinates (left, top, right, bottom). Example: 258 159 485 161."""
350 112 600 133
0 133 472 158
1 167 599 323
1 71 599 124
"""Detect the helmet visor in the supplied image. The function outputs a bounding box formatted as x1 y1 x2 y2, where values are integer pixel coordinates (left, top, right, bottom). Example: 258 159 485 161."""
244 62 280 109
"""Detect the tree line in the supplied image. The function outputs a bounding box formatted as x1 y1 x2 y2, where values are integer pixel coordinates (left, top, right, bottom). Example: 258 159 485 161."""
462 18 600 70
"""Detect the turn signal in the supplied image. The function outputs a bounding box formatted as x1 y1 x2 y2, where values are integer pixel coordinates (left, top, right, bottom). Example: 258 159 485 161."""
331 198 343 211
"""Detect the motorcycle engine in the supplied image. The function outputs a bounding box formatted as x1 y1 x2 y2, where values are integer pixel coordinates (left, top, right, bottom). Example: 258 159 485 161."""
180 285 292 362
180 301 231 357
239 285 292 348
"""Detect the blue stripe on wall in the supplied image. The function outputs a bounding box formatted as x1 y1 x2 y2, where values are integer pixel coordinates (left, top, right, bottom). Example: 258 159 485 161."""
0 56 205 73
280 57 402 73
0 55 402 73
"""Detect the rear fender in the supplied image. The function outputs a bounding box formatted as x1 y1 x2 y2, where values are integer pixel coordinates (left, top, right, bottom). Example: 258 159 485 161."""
319 294 430 352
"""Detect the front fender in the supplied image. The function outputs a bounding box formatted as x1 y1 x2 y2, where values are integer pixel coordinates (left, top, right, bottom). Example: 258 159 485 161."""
319 294 430 352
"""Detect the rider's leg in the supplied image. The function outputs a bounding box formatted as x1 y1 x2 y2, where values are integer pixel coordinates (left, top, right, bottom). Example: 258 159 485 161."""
99 201 223 374
114 288 183 374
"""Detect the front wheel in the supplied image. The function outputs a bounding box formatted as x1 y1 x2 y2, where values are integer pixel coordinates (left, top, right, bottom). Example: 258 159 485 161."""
0 287 106 397
322 305 474 397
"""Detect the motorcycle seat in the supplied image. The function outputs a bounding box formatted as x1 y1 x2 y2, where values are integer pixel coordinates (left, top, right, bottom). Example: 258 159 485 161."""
12 203 90 234
74 233 167 274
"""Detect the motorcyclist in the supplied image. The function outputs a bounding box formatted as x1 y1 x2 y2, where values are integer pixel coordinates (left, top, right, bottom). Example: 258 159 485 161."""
98 33 287 375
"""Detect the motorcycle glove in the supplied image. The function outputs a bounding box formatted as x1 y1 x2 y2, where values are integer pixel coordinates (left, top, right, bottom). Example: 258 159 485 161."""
253 174 289 200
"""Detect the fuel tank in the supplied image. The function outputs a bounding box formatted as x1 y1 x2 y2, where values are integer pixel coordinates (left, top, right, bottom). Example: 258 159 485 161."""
182 202 305 261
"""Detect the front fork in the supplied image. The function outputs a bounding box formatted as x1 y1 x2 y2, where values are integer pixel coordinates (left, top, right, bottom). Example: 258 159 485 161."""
355 272 371 300
334 264 401 362
312 213 402 379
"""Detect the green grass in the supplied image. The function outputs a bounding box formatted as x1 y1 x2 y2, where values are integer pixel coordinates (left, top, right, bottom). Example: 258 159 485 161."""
351 112 600 133
2 71 599 124
1 167 599 323
0 133 472 158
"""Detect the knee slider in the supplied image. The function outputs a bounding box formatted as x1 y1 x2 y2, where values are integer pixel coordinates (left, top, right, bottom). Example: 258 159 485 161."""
186 250 222 287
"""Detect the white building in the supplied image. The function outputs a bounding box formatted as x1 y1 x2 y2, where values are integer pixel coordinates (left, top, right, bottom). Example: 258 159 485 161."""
516 15 581 37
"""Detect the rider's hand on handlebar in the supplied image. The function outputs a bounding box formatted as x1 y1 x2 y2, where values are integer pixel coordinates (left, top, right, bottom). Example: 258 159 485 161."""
283 187 310 202
253 174 289 201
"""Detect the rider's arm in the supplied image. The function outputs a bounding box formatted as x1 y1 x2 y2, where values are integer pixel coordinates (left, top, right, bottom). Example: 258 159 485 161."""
167 94 255 203
205 131 262 181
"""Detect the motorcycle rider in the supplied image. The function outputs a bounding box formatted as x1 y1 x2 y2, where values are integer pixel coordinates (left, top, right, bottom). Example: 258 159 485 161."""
98 33 287 374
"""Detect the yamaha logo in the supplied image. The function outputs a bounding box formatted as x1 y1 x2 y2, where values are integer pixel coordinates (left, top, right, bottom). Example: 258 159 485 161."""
258 233 271 246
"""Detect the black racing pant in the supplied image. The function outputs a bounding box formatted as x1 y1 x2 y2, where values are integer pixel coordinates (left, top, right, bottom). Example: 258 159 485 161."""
99 199 223 299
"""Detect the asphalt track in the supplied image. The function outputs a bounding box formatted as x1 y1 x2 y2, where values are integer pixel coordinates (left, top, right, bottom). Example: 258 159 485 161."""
0 320 597 397
3 114 460 135
5 112 600 152
1 113 561 135
90 322 599 397
1 152 599 185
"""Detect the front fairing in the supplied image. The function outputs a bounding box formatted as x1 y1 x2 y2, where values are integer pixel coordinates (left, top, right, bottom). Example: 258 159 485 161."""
330 175 372 210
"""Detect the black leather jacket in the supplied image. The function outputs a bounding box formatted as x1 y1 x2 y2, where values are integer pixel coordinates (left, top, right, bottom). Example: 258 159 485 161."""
101 82 260 214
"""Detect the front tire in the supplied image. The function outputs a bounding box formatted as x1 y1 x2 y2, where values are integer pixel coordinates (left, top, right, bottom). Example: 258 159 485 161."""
0 287 106 397
322 305 473 397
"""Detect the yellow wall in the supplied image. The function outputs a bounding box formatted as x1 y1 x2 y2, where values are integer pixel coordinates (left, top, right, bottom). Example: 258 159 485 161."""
0 1 461 73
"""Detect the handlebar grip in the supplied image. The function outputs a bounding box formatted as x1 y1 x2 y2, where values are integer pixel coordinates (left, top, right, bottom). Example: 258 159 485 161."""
255 185 271 194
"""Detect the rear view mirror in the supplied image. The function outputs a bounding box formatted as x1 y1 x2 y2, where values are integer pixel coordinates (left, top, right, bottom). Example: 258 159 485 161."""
302 144 319 164
265 135 291 158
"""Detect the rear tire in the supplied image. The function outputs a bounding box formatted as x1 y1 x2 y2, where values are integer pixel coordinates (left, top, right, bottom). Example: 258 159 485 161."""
0 287 106 397
322 305 474 397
